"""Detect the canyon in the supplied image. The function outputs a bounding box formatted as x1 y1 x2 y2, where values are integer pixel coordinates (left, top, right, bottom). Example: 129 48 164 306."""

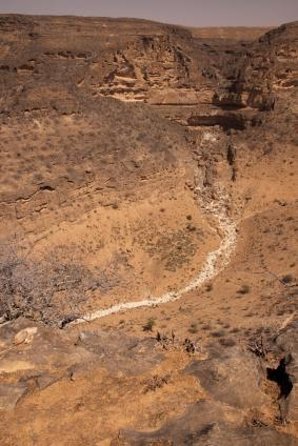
0 15 297 446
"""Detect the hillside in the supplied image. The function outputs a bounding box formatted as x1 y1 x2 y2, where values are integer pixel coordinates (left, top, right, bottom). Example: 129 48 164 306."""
0 15 297 446
189 26 272 41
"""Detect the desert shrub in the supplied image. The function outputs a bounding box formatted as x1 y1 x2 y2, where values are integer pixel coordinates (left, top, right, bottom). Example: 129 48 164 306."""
281 274 294 284
0 248 81 324
202 324 211 331
219 337 236 347
143 317 156 332
205 283 213 292
211 329 225 338
143 374 170 393
0 244 116 325
237 284 250 295
230 327 240 333
188 323 198 334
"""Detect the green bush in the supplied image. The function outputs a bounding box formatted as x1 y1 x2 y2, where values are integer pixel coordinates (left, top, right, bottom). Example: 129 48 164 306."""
143 317 156 332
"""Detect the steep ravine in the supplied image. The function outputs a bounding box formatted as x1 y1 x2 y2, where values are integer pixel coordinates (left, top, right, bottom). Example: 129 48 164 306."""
72 180 237 325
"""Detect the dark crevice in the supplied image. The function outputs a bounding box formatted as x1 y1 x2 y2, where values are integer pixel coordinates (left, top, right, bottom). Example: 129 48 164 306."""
227 144 236 166
187 113 246 131
58 314 78 329
39 184 55 192
267 354 294 399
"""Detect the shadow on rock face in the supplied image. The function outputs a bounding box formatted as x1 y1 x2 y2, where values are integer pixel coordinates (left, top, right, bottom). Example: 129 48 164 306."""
269 320 298 424
267 355 294 400
112 400 294 446
76 330 164 376
184 346 269 410
0 383 27 411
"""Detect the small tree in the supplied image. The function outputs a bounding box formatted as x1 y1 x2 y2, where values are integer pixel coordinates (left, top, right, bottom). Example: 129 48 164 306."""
0 244 85 324
0 240 121 326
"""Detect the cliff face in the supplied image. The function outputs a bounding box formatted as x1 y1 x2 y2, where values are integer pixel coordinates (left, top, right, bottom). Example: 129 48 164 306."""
0 15 214 111
214 21 298 111
1 16 297 124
